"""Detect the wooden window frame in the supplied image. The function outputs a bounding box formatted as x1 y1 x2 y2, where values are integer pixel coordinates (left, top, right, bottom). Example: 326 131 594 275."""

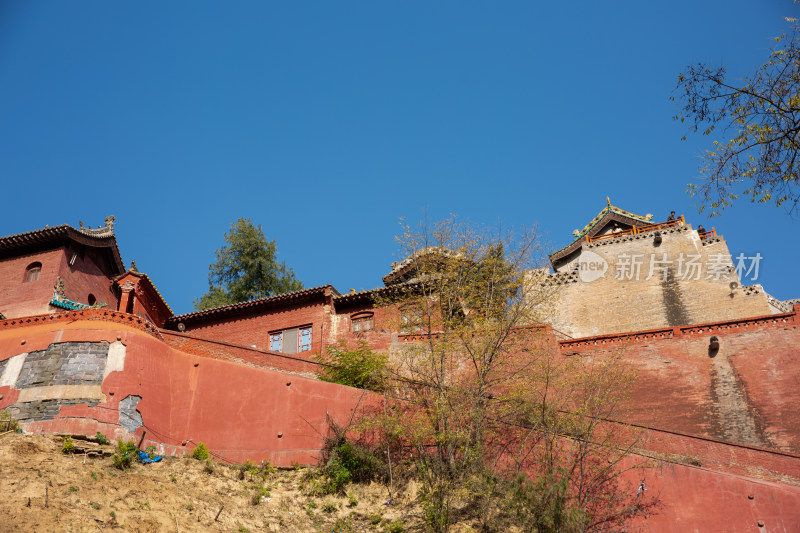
351 312 374 333
24 262 42 283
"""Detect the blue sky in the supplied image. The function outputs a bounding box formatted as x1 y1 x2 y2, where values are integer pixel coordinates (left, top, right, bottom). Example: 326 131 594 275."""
1 1 798 314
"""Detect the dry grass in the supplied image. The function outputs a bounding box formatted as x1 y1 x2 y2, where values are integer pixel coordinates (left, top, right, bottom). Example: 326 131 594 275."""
0 432 431 533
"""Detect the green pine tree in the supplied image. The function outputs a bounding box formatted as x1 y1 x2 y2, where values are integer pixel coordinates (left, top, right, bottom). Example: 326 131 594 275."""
194 218 303 311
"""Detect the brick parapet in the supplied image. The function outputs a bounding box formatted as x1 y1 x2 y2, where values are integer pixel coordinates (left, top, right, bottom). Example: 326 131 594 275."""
585 222 691 250
0 309 163 339
559 308 798 351
161 330 323 377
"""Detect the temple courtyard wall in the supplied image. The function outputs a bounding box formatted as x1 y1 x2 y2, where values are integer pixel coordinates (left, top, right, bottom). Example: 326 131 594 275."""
1 308 800 529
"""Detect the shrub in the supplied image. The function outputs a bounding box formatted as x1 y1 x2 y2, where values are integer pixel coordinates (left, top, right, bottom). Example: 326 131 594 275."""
0 410 20 432
320 440 380 494
387 520 405 533
144 445 157 459
332 517 353 532
112 440 136 470
95 432 110 445
62 436 76 455
347 492 358 508
315 340 387 392
191 442 209 461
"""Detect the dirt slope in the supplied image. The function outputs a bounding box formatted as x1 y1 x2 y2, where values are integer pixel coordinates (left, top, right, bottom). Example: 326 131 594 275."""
0 432 422 533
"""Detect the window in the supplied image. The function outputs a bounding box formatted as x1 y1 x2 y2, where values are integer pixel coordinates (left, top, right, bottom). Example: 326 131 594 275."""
400 306 423 334
299 326 312 351
24 262 42 282
269 326 312 353
351 313 373 332
270 332 283 351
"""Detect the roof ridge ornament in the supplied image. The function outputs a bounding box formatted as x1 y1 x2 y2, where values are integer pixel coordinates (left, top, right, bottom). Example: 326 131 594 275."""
77 215 116 237
54 276 66 300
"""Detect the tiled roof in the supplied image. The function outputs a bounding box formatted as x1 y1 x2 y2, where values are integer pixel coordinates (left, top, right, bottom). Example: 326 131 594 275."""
49 297 106 311
166 285 339 325
114 269 174 315
549 204 653 265
333 281 420 304
0 223 125 276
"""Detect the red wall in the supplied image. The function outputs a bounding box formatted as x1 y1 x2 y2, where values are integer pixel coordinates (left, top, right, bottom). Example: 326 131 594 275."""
57 247 118 310
0 247 118 319
183 299 330 354
0 314 368 465
0 249 65 318
331 298 400 352
560 310 800 453
1 313 800 528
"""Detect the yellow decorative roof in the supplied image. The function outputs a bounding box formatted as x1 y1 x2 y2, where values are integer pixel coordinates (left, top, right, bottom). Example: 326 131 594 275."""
576 204 653 239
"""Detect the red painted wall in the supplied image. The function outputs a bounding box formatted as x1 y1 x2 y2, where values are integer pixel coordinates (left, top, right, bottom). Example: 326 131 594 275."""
560 311 800 453
183 299 330 355
0 249 64 318
57 247 117 310
0 247 117 319
1 313 800 529
0 314 367 465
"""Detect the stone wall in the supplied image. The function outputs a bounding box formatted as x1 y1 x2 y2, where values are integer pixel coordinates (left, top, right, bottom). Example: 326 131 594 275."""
0 341 118 423
544 226 771 337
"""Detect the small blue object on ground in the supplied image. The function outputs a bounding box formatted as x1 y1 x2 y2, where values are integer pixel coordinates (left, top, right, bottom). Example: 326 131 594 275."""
137 450 162 464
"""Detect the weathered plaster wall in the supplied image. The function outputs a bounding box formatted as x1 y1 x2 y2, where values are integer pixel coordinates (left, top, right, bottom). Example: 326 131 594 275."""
561 310 800 453
623 452 800 532
0 312 368 465
546 226 771 338
1 310 800 528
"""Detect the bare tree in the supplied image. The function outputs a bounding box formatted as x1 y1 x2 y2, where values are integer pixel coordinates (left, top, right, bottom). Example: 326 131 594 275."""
372 216 653 532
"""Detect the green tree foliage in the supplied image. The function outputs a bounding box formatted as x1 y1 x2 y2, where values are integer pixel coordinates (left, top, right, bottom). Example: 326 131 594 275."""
674 16 800 215
316 340 388 392
195 218 303 310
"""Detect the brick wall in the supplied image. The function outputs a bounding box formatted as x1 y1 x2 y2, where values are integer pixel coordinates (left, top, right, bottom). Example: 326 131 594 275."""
182 300 330 354
0 249 65 318
57 249 117 310
0 247 118 319
545 226 771 337
330 298 402 352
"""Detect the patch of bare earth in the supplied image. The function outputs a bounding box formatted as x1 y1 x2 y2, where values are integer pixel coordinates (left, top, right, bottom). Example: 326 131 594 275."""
0 433 434 533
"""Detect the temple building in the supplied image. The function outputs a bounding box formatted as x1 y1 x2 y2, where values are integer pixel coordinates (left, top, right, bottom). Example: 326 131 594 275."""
540 201 790 338
0 213 799 530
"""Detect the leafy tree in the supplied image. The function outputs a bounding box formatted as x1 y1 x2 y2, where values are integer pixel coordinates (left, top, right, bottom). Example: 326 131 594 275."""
316 340 388 392
674 16 800 215
195 218 303 310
